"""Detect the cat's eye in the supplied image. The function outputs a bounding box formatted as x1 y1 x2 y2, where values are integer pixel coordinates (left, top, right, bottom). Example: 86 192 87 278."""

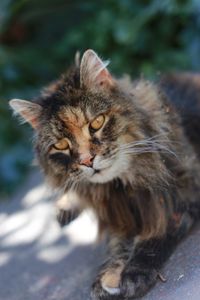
53 138 69 151
90 115 105 131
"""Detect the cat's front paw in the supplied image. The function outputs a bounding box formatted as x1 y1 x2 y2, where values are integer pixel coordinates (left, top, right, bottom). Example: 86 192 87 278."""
120 267 158 298
91 267 157 300
91 278 122 300
91 261 124 300
56 208 79 227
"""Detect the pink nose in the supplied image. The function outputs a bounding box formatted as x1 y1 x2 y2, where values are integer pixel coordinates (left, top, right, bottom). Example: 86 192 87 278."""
79 154 95 167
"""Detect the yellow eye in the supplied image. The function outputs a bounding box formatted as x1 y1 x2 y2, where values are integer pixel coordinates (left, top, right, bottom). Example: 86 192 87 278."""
53 138 69 151
90 115 105 131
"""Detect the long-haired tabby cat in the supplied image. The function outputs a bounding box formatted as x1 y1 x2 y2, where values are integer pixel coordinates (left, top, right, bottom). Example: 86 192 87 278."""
10 50 200 299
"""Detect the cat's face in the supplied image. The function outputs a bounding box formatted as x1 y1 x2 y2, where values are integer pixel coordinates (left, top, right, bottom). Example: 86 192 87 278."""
40 100 131 186
9 50 138 188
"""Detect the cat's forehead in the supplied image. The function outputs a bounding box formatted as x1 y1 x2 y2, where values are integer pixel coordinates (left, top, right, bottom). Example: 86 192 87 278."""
58 106 88 128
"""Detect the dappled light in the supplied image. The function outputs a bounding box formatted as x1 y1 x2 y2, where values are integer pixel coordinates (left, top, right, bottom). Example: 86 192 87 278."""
0 171 200 300
0 252 10 267
0 171 103 300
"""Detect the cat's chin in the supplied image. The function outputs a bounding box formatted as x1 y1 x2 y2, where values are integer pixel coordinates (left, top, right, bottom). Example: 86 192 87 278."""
88 168 116 183
79 165 114 183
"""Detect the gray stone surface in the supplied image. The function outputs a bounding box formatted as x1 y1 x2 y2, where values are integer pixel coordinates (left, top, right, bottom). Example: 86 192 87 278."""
0 169 200 300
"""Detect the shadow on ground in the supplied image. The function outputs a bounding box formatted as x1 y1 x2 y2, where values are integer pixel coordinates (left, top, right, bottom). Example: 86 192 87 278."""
0 169 200 300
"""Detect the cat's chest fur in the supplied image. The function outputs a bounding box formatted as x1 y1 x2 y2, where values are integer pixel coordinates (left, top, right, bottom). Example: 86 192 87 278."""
76 180 138 236
76 180 167 238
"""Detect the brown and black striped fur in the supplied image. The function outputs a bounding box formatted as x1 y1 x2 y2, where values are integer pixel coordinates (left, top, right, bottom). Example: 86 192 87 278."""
10 51 200 299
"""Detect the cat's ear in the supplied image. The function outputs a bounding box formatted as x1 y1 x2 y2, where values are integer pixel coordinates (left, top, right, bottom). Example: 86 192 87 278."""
80 49 115 91
9 99 42 129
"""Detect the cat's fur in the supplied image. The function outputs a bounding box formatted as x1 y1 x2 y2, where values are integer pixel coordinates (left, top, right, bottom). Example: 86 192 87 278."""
10 50 200 299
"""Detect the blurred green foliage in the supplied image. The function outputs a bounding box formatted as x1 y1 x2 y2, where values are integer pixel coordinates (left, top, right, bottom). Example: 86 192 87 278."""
1 0 200 197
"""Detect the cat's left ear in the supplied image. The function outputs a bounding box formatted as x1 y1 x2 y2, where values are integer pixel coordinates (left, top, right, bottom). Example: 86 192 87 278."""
80 49 115 91
9 99 42 130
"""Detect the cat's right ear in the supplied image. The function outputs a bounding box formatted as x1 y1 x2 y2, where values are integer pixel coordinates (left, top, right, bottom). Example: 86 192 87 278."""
80 49 115 91
9 99 42 130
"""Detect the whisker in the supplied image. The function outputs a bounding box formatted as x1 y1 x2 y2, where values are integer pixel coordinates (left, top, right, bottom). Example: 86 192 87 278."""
120 137 181 150
121 146 178 158
119 134 179 158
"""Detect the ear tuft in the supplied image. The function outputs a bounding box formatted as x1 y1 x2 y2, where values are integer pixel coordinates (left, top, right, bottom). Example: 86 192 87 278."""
75 51 81 67
9 99 42 129
80 49 115 91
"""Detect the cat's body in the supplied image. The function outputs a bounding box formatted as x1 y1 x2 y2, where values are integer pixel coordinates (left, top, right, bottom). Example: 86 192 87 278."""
10 50 200 299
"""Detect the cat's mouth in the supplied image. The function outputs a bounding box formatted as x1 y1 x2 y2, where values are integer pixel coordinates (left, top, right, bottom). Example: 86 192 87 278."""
79 164 112 183
90 167 112 183
93 169 101 174
91 167 110 176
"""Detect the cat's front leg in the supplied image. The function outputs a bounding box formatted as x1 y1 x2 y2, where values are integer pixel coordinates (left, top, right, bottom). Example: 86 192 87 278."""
115 235 176 299
55 191 82 227
91 235 166 300
91 260 126 300
91 212 193 300
56 207 80 227
91 237 133 300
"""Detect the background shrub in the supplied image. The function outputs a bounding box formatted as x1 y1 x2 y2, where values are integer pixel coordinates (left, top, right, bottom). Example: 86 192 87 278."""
1 0 200 197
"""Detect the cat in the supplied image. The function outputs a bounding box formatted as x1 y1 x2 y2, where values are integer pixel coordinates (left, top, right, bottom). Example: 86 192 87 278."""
9 49 200 300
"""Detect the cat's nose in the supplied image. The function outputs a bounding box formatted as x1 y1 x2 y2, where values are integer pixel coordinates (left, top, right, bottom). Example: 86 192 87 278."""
79 154 95 167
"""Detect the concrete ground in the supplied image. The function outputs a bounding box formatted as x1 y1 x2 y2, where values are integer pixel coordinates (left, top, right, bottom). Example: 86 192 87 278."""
0 169 200 300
